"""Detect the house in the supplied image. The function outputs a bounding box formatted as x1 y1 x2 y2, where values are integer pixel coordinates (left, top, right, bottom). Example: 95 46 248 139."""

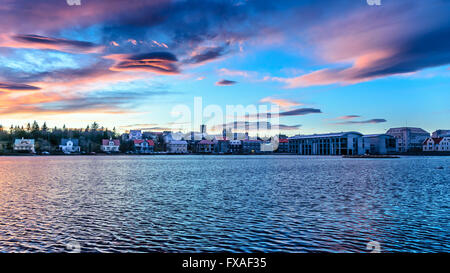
129 130 142 140
214 139 230 154
363 134 397 155
229 140 242 153
59 138 80 154
196 139 214 153
386 127 430 152
14 138 35 153
101 138 120 152
423 137 450 152
0 140 9 153
432 130 450 138
289 132 364 155
276 139 289 153
133 139 154 154
242 140 263 154
167 140 188 154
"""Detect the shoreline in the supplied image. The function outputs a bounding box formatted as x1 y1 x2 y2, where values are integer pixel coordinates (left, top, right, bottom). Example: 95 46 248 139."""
1 153 450 157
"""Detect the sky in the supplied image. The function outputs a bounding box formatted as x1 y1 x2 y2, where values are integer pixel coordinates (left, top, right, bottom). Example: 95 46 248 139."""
0 0 449 136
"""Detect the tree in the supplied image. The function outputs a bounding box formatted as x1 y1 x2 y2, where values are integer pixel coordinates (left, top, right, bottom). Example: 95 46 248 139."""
42 122 48 132
91 122 99 131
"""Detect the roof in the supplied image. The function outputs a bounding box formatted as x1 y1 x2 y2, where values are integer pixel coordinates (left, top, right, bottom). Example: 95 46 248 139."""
169 140 187 145
198 140 214 145
279 139 289 143
289 131 363 140
133 139 154 145
61 138 79 146
423 137 444 145
102 139 120 146
242 139 263 143
14 139 34 145
387 127 430 134
363 134 394 138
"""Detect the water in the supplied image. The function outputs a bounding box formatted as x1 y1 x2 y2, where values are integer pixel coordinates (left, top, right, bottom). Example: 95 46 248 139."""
0 155 448 253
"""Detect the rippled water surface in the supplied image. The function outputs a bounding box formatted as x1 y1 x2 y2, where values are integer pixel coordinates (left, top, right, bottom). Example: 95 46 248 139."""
0 155 449 253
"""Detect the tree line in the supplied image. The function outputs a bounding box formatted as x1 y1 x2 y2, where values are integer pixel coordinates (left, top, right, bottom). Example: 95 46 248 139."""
0 121 118 153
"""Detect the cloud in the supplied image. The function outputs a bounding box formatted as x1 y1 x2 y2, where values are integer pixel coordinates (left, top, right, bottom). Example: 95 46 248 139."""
0 34 103 53
107 51 180 74
282 1 450 88
0 82 41 92
185 46 226 65
335 118 387 125
259 97 303 110
219 68 254 78
279 108 322 117
216 79 237 86
335 115 361 120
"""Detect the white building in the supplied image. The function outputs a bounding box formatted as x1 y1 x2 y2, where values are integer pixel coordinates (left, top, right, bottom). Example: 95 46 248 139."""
14 138 35 153
423 137 450 152
289 132 364 155
386 127 430 152
101 139 120 152
59 138 80 154
363 134 397 155
167 140 188 154
432 129 450 138
129 130 142 140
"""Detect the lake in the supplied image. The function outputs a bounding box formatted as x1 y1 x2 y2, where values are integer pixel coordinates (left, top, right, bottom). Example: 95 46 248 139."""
0 155 448 252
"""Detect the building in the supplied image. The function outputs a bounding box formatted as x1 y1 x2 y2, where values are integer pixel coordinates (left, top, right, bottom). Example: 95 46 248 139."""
214 140 230 154
129 130 142 140
276 139 289 153
362 134 397 155
200 124 207 134
14 138 35 153
432 129 450 138
229 140 242 153
196 139 214 153
242 140 263 154
59 138 81 154
386 127 430 152
423 137 450 152
289 132 364 155
133 139 154 153
101 138 120 152
167 140 188 153
0 141 9 153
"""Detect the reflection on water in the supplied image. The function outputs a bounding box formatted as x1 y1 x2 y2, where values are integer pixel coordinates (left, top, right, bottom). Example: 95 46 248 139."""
0 155 448 253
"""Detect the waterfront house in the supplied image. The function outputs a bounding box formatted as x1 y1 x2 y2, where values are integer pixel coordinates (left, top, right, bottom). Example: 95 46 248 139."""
362 134 397 155
229 140 242 154
276 139 289 153
133 139 154 154
196 139 214 153
432 129 450 138
214 139 230 154
14 138 35 153
288 132 364 155
423 137 450 152
129 130 142 140
101 138 120 152
242 139 263 154
167 140 188 154
59 138 81 154
0 141 9 153
386 127 430 152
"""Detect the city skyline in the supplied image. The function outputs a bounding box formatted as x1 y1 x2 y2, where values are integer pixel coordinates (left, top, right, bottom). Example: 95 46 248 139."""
0 0 449 135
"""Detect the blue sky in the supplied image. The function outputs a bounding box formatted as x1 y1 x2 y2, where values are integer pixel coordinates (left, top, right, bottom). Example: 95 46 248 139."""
0 0 449 135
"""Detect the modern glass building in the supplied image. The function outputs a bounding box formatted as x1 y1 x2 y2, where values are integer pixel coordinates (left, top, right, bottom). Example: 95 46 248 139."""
288 132 364 155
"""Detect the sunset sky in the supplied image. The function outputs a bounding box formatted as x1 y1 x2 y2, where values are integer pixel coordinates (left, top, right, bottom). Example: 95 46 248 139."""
0 0 449 135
